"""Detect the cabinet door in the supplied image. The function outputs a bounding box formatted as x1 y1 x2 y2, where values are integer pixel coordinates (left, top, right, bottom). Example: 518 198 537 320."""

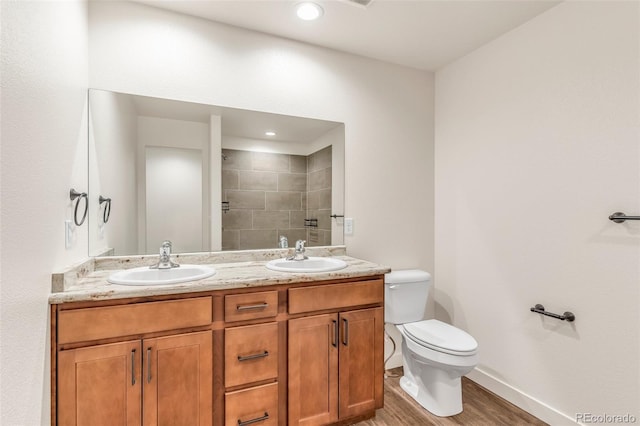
288 314 339 426
143 331 213 426
58 340 142 426
338 307 384 419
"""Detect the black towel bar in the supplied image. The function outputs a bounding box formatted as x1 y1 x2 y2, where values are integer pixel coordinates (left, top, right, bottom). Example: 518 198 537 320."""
609 212 640 223
530 304 575 322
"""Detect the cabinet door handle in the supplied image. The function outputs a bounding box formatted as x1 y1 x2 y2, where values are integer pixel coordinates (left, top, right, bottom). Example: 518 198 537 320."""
237 351 269 362
131 349 136 386
238 412 269 426
332 319 338 347
236 302 268 311
342 318 349 346
146 347 152 383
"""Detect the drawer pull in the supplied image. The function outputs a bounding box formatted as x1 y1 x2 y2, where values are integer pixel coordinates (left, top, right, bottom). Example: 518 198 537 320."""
342 318 349 346
236 303 268 311
238 412 269 426
237 351 269 362
332 319 338 347
131 349 136 386
146 347 152 383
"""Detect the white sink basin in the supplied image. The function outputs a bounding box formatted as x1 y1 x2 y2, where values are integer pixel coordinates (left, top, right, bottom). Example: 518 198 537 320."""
265 257 347 273
108 264 216 286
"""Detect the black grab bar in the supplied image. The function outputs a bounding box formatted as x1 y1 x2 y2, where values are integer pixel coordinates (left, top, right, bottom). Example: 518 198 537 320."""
609 212 640 223
530 304 575 322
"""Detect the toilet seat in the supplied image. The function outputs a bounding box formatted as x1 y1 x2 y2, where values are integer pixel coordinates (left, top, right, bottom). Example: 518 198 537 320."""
403 320 478 356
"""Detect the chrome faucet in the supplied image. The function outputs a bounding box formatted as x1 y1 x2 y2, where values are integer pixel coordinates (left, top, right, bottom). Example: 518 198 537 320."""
279 235 288 248
287 240 308 261
150 240 180 269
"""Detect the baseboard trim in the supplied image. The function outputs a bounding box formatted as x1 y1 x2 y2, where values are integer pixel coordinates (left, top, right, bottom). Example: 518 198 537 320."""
466 367 578 426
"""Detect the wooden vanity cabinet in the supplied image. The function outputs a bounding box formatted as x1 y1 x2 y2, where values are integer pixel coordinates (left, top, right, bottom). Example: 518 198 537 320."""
54 297 213 426
223 290 280 426
287 280 385 426
53 275 385 426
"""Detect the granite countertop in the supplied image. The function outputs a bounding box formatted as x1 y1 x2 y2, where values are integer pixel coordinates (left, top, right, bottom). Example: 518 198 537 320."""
49 246 391 304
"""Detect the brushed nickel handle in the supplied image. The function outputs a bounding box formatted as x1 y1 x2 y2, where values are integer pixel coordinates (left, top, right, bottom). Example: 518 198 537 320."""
237 351 269 362
146 347 152 383
236 303 268 311
238 412 269 426
131 349 136 386
342 318 349 346
332 319 338 347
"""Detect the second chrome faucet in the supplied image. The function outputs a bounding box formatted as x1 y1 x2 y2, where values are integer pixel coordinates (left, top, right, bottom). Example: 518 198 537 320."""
287 240 308 261
150 240 180 269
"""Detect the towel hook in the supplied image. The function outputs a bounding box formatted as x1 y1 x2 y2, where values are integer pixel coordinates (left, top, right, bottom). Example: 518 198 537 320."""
69 189 88 226
99 196 111 224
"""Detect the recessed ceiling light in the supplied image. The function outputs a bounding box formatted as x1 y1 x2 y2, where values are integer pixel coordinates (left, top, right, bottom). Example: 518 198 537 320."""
265 131 276 136
296 2 324 21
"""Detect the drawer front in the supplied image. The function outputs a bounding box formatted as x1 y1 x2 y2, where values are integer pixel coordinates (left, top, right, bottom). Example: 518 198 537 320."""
225 322 278 388
225 382 278 426
288 279 383 314
225 291 278 322
58 296 212 344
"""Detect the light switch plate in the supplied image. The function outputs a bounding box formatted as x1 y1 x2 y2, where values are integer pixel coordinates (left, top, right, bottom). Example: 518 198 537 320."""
344 217 353 235
65 220 73 249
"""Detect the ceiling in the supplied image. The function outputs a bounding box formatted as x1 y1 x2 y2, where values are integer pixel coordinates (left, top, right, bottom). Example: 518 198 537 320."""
127 91 341 143
132 0 561 71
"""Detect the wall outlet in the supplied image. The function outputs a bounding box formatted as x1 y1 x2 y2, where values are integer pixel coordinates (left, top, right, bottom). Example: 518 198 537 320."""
344 217 353 235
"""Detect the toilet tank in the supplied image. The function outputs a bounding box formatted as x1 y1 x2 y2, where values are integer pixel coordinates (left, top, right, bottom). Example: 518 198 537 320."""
384 269 431 324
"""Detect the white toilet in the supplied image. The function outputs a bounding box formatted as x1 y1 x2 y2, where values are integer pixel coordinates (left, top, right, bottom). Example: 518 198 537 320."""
385 270 479 417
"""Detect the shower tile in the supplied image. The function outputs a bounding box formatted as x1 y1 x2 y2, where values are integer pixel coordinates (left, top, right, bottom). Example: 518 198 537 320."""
222 169 238 190
226 190 266 209
252 152 289 172
238 171 277 191
266 192 302 211
278 173 307 192
222 149 252 170
290 155 307 173
222 210 252 229
239 229 278 250
253 211 289 229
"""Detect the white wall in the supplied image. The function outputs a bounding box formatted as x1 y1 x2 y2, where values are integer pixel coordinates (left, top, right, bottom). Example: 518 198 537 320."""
89 90 138 255
88 0 435 270
435 2 639 424
0 1 89 425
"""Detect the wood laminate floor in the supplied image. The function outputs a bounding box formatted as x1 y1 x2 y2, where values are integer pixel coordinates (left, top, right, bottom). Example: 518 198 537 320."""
355 368 548 426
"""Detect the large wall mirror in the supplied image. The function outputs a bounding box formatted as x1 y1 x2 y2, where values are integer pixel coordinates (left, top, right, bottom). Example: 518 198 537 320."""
88 89 345 257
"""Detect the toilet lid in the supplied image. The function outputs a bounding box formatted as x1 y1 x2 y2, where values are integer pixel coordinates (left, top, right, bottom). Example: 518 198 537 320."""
403 320 478 356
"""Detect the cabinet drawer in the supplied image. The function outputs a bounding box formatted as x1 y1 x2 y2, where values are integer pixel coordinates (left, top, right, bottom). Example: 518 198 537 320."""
288 279 383 314
225 291 278 322
225 323 278 388
225 382 278 426
58 296 212 344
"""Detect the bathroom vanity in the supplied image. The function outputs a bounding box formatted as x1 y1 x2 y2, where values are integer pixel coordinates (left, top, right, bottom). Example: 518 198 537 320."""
49 248 389 426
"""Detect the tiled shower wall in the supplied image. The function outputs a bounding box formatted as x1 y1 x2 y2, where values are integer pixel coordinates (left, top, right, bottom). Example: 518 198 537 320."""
221 146 332 250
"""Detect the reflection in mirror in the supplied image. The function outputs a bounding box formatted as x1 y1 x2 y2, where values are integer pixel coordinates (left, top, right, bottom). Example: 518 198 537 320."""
88 89 345 257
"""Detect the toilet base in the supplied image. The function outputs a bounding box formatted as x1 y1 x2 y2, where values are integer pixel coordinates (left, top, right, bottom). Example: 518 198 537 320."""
400 336 468 417
399 370 463 417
